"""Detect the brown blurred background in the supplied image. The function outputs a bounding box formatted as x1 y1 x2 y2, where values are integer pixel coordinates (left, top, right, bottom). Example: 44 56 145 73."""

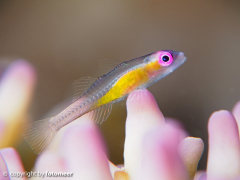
0 0 240 171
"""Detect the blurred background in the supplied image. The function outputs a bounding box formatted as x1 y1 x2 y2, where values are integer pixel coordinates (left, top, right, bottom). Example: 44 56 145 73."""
0 0 240 171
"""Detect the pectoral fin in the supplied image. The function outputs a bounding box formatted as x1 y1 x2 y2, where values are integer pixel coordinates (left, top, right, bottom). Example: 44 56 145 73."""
86 102 113 124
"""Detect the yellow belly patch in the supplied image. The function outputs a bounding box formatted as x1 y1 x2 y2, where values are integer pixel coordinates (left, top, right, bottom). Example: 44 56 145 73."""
97 67 149 105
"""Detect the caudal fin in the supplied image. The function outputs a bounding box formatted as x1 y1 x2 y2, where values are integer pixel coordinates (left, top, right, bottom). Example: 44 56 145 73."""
19 117 57 154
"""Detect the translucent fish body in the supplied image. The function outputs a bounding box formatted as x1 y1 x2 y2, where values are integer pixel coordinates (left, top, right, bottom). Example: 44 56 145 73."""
20 50 187 154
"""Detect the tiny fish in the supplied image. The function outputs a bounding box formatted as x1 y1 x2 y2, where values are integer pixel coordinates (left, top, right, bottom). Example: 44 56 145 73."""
20 50 187 154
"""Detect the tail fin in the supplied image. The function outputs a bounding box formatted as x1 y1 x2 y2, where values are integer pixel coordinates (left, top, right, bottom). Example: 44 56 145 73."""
19 117 57 154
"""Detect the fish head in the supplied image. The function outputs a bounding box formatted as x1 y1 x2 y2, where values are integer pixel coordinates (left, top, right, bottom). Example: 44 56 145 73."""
145 50 187 82
154 50 186 68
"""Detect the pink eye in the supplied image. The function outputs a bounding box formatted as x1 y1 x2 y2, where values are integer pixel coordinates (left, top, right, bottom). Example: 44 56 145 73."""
158 52 173 66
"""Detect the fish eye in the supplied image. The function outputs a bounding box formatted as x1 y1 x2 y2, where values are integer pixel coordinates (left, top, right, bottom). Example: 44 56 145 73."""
158 52 173 66
162 55 170 62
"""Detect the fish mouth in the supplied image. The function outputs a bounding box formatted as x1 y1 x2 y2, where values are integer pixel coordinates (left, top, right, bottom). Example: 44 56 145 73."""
169 51 187 69
176 52 187 65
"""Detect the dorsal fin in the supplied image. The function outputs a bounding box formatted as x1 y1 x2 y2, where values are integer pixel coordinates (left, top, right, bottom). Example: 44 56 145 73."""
72 76 97 103
84 102 113 124
98 58 122 75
